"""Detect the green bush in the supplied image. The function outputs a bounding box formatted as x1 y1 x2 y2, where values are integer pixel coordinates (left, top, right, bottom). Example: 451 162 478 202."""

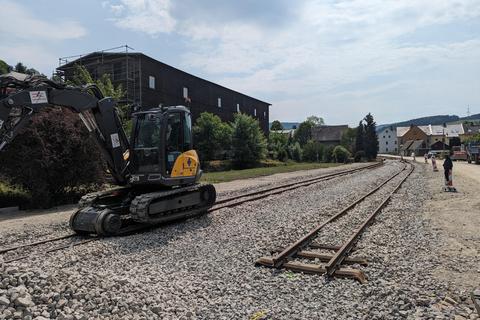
288 142 303 162
231 113 267 168
354 150 365 162
193 112 232 161
303 140 324 162
323 145 335 163
268 132 289 162
332 145 351 163
0 181 31 208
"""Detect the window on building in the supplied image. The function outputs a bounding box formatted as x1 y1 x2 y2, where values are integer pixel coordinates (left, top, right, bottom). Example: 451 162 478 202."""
395 148 397 151
217 98 222 108
383 136 385 138
236 104 240 113
388 135 391 138
264 111 266 118
386 147 389 152
395 141 397 144
149 76 155 89
183 87 188 98
254 108 257 116
386 141 388 145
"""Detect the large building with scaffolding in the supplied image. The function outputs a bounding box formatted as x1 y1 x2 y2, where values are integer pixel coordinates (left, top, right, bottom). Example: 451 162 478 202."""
56 47 271 133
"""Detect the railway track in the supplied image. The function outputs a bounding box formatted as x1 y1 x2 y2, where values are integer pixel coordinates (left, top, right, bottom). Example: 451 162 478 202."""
0 161 385 264
256 161 414 283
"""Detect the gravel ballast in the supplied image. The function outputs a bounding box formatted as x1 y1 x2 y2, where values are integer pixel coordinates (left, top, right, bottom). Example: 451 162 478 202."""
0 160 478 319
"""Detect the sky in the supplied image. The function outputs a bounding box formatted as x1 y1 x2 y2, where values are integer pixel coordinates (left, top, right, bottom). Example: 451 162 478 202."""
0 0 479 126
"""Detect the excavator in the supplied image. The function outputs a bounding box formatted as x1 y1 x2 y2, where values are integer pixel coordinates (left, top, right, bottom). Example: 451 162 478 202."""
0 72 216 235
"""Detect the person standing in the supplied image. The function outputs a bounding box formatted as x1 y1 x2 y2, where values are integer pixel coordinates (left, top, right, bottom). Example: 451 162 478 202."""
443 154 453 184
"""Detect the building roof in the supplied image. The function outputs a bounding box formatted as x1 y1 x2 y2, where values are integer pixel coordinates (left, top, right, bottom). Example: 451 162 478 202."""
311 125 348 142
377 126 396 134
57 51 271 106
463 124 480 135
397 124 464 137
409 140 424 150
400 140 414 150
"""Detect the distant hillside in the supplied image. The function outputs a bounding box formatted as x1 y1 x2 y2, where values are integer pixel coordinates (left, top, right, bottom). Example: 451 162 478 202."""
458 113 480 122
269 122 299 130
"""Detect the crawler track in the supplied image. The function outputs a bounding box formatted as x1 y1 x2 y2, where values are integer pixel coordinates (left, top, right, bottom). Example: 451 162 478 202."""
256 161 414 283
0 162 384 263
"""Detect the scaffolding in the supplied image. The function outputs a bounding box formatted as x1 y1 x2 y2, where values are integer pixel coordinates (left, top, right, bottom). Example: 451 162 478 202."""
57 45 141 105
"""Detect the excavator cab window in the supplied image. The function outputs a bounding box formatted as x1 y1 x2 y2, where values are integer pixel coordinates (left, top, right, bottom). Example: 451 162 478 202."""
165 112 191 175
132 113 162 173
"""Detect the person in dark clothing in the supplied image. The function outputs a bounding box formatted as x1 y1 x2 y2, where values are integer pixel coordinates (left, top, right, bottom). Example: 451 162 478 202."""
443 155 453 182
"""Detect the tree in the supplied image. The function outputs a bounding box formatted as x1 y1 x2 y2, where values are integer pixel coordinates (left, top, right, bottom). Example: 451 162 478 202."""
0 107 104 208
288 142 302 162
10 62 40 75
14 62 27 73
268 131 289 161
294 121 314 146
340 127 357 153
193 112 232 161
332 145 351 163
306 115 325 126
355 121 364 153
0 59 10 74
323 145 335 163
302 140 324 162
69 65 130 135
270 120 284 131
231 113 267 168
363 113 379 160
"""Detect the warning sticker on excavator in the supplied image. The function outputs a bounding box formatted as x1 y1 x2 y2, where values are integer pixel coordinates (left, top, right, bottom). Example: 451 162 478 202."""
29 91 48 104
111 133 121 148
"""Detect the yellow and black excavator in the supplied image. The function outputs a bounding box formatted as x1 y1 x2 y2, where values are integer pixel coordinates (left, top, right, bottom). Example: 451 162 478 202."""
0 72 216 235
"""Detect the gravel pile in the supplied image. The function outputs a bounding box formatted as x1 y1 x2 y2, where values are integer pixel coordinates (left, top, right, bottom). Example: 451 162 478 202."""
1 160 476 319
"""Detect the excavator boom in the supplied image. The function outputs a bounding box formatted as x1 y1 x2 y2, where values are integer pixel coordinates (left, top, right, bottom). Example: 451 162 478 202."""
0 73 130 184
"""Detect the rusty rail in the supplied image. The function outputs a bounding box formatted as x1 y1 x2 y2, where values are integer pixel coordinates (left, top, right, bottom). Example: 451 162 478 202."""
257 161 413 283
325 163 414 277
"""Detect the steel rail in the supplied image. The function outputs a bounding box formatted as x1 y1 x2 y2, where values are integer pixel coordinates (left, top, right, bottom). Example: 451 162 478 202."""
0 233 77 254
3 237 97 264
325 162 414 276
258 162 408 269
1 161 387 263
210 162 384 212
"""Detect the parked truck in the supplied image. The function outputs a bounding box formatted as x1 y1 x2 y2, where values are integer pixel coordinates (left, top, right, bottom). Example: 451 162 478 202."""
451 145 468 161
466 142 480 164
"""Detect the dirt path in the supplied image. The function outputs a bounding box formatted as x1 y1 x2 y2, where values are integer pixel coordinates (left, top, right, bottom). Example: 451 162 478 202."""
423 159 480 308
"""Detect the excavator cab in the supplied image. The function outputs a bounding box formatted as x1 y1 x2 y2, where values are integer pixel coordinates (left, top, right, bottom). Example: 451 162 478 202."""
129 106 201 186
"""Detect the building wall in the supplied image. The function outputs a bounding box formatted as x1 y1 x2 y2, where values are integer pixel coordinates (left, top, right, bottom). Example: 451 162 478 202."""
139 55 270 133
58 53 270 134
378 127 398 154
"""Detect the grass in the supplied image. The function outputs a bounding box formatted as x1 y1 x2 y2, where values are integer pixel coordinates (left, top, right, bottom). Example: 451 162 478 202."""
200 162 342 183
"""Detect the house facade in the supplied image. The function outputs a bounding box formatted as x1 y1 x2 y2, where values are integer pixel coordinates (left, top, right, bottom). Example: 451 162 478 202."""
57 51 271 133
396 124 465 155
377 126 398 154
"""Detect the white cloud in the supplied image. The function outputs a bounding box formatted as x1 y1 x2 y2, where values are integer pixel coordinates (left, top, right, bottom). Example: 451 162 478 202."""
0 0 86 40
103 0 480 123
107 0 176 35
